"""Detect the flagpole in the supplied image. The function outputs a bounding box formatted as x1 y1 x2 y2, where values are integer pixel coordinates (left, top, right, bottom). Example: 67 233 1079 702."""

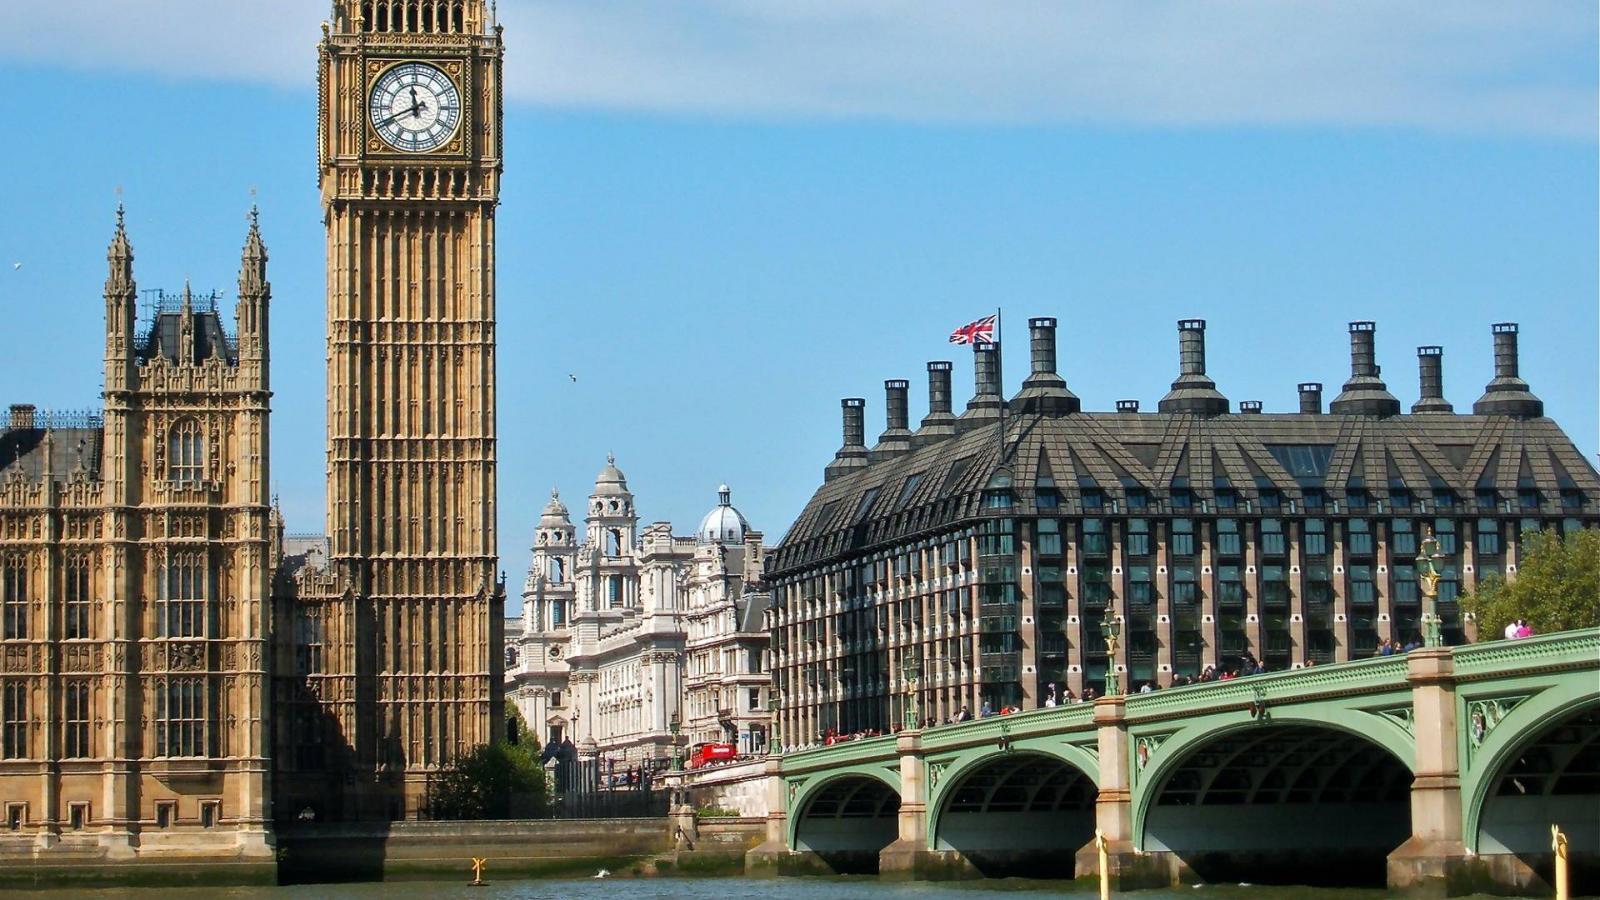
995 306 1006 467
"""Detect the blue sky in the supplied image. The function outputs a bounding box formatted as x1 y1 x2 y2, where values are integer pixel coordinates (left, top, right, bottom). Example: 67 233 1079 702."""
0 2 1595 597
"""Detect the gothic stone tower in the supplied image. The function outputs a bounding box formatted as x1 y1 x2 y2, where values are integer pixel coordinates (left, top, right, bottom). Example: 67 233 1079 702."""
0 209 273 861
306 0 505 818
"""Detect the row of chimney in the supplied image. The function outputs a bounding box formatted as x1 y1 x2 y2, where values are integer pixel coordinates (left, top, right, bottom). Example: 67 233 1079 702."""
824 319 1544 480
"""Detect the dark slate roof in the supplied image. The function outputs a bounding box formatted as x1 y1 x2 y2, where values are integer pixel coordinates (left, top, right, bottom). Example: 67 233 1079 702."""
0 420 105 483
139 310 236 366
770 410 1600 575
737 589 771 633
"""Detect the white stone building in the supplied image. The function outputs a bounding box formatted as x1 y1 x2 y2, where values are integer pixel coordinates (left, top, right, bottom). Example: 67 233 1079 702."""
504 457 772 765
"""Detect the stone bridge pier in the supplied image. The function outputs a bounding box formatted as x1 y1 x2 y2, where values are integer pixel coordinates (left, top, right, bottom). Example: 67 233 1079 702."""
747 630 1599 895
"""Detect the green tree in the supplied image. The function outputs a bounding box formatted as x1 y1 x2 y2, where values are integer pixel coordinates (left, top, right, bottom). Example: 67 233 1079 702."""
424 741 550 820
504 701 536 751
1464 527 1600 639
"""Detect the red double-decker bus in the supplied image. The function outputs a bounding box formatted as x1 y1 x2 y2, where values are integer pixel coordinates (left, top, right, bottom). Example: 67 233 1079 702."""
688 742 738 769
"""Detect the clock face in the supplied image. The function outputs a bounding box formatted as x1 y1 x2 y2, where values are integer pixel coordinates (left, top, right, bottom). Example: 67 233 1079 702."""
369 62 462 153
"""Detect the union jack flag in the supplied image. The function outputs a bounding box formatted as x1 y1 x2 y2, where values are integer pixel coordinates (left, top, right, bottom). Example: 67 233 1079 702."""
949 314 997 345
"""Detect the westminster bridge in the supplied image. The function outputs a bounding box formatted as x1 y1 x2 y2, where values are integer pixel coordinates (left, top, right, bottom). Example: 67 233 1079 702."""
743 629 1599 895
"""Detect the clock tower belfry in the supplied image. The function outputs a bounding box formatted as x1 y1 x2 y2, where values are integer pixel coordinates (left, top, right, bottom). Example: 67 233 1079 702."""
291 0 504 819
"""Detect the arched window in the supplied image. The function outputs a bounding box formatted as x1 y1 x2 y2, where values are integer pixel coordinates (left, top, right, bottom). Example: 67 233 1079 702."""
1 681 26 760
605 529 622 557
64 553 91 640
161 552 208 638
505 646 519 668
1 554 26 640
549 559 565 584
155 677 206 758
63 681 91 758
168 418 205 485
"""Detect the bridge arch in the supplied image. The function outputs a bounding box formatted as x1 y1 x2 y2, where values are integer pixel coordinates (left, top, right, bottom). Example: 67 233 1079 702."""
1136 713 1414 887
1464 677 1600 875
925 746 1097 878
787 769 901 873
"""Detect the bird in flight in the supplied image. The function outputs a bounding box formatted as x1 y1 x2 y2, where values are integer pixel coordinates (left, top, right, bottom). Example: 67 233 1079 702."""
568 374 578 382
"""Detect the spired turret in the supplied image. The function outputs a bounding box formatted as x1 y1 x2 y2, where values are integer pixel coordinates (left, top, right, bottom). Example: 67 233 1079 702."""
103 205 137 394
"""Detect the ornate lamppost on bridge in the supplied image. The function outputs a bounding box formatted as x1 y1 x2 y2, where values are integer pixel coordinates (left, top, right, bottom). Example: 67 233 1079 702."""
1416 524 1447 648
901 646 922 730
766 685 780 755
669 711 682 772
1101 606 1122 697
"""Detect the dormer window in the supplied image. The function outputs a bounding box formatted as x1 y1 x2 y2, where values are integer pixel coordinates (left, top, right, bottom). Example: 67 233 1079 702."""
168 418 205 485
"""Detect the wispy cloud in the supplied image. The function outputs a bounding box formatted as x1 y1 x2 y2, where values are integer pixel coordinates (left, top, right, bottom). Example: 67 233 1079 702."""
3 1 1593 138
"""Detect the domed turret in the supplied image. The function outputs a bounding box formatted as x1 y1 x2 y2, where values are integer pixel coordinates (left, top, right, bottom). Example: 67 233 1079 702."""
697 484 752 545
539 487 571 526
593 452 630 497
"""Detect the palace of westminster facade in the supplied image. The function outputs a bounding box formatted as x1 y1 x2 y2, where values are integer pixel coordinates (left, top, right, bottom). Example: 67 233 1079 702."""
1 0 1598 871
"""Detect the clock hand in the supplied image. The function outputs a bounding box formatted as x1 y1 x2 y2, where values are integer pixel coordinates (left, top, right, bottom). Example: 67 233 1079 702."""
375 107 413 127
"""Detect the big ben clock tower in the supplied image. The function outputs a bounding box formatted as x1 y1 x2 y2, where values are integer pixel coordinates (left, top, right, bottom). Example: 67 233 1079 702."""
291 0 504 819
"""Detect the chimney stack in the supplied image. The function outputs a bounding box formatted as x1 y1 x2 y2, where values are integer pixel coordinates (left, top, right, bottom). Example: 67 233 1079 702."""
1329 321 1401 416
824 398 869 481
1472 323 1544 418
1297 382 1322 415
1412 346 1453 414
913 361 958 446
7 404 37 430
1158 319 1229 416
1010 317 1079 414
871 379 913 460
1239 400 1263 414
957 344 1003 431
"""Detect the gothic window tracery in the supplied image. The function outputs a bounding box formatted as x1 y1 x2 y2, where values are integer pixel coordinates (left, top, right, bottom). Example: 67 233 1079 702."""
155 677 207 758
168 418 205 485
1 555 25 640
160 552 209 638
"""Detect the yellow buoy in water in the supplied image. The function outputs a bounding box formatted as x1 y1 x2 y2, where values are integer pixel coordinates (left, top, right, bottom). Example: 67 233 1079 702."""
1552 825 1569 900
1095 828 1110 900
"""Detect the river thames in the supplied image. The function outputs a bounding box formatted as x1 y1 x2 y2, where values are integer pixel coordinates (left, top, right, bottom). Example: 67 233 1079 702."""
4 879 1537 900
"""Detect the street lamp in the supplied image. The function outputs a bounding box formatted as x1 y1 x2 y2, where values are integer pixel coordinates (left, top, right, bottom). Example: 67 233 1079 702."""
901 647 923 730
1101 607 1122 697
668 711 682 772
1416 525 1446 648
766 686 780 756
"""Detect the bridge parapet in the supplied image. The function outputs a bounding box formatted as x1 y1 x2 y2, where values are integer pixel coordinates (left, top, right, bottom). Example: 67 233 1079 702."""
1124 654 1410 723
1450 628 1599 679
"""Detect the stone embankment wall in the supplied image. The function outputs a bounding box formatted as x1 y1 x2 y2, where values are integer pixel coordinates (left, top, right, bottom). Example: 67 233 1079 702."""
677 759 769 817
279 818 674 882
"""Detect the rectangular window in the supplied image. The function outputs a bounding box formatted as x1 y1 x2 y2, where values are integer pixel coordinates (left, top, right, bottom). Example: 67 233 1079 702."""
2 555 26 640
1303 519 1328 557
1216 565 1244 606
1392 563 1418 604
1260 565 1289 608
1036 519 1062 557
1170 519 1195 557
1434 519 1458 555
1304 562 1332 605
68 803 87 831
1125 519 1151 557
168 419 205 485
1215 518 1241 557
1476 518 1502 556
200 801 220 828
64 554 91 640
63 681 90 759
1348 564 1376 606
6 804 23 831
155 802 175 829
294 611 324 677
1260 519 1286 557
1127 564 1154 607
1391 519 1417 556
2 681 26 760
161 553 208 638
1171 563 1197 605
1081 562 1110 607
1347 519 1373 557
156 678 206 758
1081 519 1107 557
